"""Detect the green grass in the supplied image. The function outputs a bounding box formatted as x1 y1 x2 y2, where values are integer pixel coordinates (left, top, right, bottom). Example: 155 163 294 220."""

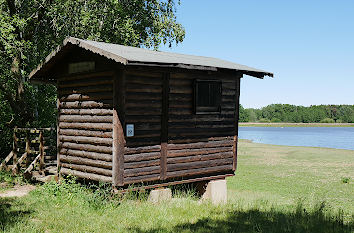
1 141 353 232
239 122 354 127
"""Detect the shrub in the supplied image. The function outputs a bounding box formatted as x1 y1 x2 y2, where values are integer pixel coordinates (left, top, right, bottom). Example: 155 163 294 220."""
258 118 271 123
320 118 335 123
271 118 282 123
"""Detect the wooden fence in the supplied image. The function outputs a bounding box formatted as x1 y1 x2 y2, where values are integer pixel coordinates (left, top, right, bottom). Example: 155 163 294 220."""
0 128 56 179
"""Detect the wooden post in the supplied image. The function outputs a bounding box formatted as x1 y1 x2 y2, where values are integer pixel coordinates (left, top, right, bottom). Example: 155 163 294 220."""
25 131 31 168
160 72 170 180
39 131 45 174
112 69 126 187
13 128 18 166
57 81 61 179
233 75 241 171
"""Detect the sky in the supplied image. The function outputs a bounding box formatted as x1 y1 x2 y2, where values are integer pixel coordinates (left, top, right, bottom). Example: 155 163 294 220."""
160 0 354 108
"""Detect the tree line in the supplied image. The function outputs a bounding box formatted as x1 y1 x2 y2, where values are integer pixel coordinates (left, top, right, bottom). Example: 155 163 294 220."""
239 104 354 123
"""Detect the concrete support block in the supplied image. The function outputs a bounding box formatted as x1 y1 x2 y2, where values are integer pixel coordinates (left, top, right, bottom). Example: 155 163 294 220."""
201 179 227 204
148 188 172 203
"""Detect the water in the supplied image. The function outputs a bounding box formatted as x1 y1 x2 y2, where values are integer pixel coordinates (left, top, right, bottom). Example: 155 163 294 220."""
239 127 354 150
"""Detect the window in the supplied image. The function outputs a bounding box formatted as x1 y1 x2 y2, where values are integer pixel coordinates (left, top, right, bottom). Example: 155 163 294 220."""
195 80 222 114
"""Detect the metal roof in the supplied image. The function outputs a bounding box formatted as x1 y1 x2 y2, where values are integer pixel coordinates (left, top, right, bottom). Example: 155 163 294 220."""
29 37 273 79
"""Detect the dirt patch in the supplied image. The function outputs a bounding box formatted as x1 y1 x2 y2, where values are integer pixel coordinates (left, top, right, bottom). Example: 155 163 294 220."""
0 184 36 198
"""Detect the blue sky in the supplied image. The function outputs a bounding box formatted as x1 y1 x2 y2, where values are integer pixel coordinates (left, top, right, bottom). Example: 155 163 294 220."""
160 0 354 108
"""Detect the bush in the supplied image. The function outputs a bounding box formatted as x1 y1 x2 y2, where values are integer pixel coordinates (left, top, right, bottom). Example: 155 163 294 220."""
320 118 335 123
271 118 282 123
258 118 271 123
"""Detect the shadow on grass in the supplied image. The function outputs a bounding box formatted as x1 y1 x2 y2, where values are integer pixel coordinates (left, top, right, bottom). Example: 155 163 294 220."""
0 198 32 230
130 203 354 233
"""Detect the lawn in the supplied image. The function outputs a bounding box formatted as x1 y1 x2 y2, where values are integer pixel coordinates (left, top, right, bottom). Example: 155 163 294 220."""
0 140 353 232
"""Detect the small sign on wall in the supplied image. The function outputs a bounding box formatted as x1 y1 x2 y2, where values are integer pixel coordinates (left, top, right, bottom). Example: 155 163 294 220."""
126 124 134 137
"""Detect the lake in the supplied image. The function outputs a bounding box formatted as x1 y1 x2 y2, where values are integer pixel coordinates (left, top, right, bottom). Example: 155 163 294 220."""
238 127 354 150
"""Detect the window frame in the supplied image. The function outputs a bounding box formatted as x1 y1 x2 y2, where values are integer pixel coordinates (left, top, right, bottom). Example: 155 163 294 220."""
194 79 222 115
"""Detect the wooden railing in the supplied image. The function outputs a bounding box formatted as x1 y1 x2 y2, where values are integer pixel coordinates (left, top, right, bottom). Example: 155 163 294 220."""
0 128 56 179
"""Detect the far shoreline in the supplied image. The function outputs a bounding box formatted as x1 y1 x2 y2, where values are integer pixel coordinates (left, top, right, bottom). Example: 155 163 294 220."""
239 122 354 127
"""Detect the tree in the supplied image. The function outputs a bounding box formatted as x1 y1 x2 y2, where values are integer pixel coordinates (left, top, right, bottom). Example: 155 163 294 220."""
239 104 249 122
0 0 185 157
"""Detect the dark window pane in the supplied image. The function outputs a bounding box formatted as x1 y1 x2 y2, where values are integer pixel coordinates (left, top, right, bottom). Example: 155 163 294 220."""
195 80 221 113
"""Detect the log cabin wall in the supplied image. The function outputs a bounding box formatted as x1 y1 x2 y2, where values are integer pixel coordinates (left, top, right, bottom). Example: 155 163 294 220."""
57 71 114 183
122 70 163 184
166 71 241 180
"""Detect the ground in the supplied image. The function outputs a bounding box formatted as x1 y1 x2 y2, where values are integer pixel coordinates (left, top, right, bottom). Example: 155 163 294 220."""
0 140 353 232
239 122 354 127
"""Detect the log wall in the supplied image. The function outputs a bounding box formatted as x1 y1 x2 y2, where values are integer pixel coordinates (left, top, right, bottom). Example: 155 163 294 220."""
58 71 114 183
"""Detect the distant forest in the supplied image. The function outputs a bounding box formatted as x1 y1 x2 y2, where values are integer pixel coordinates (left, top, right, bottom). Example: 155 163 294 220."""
239 104 354 123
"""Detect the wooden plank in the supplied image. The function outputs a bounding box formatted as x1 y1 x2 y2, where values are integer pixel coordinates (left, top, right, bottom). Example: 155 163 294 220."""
124 145 161 155
24 154 41 178
60 93 112 102
60 168 112 183
59 122 112 131
167 158 233 172
59 129 113 138
167 147 232 158
39 131 44 173
0 151 14 170
13 130 17 166
125 159 160 169
59 148 112 161
60 155 112 169
59 135 112 146
11 152 27 174
168 140 233 150
124 166 160 178
58 71 114 82
167 151 233 164
58 84 113 95
160 72 169 180
61 163 112 176
124 152 160 162
166 164 233 179
60 109 113 116
61 142 112 154
233 76 241 171
124 174 160 185
60 101 112 109
59 115 113 123
112 69 125 187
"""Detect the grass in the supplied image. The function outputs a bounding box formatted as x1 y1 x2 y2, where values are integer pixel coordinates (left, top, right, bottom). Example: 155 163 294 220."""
0 140 353 232
239 122 354 127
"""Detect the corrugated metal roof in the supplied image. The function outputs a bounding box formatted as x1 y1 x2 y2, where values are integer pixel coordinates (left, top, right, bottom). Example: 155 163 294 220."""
29 37 273 79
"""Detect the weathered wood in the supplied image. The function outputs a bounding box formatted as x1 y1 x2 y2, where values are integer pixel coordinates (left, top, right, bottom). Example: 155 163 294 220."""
233 76 241 171
160 72 169 180
124 174 160 185
167 147 232 158
24 154 41 178
13 130 18 166
60 168 112 183
59 115 113 123
59 148 112 161
59 135 112 146
60 109 113 116
160 143 167 180
167 158 233 172
60 101 112 109
112 69 125 187
59 122 112 131
60 155 112 169
57 95 61 178
60 93 112 102
11 152 28 174
124 159 160 169
25 132 31 167
58 71 114 82
59 129 113 138
167 151 234 164
124 166 160 178
124 145 161 155
168 140 233 150
61 142 112 154
58 78 112 88
0 151 14 170
166 164 233 179
124 152 160 162
58 84 113 95
61 163 112 176
39 131 45 173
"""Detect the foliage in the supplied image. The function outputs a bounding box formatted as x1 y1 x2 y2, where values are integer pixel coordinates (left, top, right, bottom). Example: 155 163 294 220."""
0 0 185 159
240 104 354 123
320 118 335 123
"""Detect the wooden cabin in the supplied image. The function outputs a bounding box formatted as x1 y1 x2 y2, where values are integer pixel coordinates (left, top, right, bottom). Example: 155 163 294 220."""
29 37 273 189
